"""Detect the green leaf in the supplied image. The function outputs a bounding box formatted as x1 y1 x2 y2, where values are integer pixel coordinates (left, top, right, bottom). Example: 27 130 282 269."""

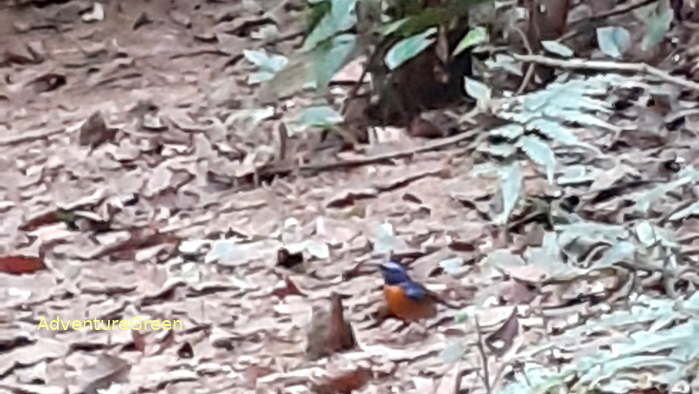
390 0 494 38
243 49 288 84
634 174 696 214
519 136 556 183
303 0 358 51
640 0 673 51
477 141 517 158
541 40 574 58
669 200 699 221
596 26 631 59
311 33 359 91
453 26 488 56
258 54 315 100
526 118 579 145
464 77 492 111
557 222 628 249
557 165 592 185
380 18 409 36
490 123 525 140
496 162 523 225
384 27 437 70
485 54 522 76
485 248 526 269
551 109 620 132
597 241 636 267
294 106 343 129
224 107 275 132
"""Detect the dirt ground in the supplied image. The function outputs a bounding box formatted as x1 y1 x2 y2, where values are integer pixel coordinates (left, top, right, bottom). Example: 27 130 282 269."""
3 1 699 394
0 1 501 393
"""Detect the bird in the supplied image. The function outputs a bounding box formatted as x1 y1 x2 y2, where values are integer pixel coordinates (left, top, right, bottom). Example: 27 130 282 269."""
379 261 440 322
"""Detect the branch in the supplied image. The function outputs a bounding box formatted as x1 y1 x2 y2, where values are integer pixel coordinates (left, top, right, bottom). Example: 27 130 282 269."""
475 316 491 394
512 54 699 92
253 126 482 179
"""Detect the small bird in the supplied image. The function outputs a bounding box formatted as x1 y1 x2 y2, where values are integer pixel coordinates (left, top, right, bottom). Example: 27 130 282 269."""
379 261 440 322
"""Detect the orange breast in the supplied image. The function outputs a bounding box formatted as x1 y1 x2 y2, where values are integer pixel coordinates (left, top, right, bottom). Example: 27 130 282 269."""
383 285 437 322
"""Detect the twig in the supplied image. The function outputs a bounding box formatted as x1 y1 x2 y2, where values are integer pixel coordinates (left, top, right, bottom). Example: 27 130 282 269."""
559 0 657 42
267 30 305 46
341 60 370 116
512 54 699 92
659 198 695 225
512 27 535 95
0 127 64 146
474 316 491 394
277 121 289 161
571 0 657 25
255 125 482 179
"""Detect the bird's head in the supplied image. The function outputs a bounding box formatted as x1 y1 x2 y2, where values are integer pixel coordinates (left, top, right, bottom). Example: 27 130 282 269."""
379 261 412 285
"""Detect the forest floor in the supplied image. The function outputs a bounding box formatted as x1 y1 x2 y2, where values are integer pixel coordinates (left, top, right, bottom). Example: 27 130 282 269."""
2 1 699 394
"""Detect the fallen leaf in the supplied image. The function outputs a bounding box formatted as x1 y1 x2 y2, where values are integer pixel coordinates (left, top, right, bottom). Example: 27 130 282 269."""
485 306 518 356
277 247 304 269
0 255 46 275
26 73 66 93
313 367 371 394
79 354 131 394
82 2 105 23
305 293 356 360
272 276 305 299
79 111 116 149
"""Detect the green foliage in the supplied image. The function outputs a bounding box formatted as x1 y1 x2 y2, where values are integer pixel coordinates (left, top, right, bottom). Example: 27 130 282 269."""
541 40 574 58
633 167 699 214
496 162 523 225
471 74 631 224
464 76 492 111
311 33 359 90
306 0 332 35
293 105 344 131
634 0 673 51
596 26 631 59
453 26 488 56
384 27 437 70
243 49 288 84
518 136 555 183
489 217 698 393
386 0 493 37
303 0 358 51
503 294 699 393
256 0 495 113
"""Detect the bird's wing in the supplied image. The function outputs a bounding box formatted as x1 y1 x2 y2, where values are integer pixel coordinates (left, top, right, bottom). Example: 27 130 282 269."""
401 281 429 301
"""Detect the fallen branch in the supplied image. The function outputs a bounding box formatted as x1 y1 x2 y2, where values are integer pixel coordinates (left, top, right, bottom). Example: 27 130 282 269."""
560 0 658 42
571 0 657 25
253 126 482 179
475 316 492 394
512 54 699 92
0 127 64 146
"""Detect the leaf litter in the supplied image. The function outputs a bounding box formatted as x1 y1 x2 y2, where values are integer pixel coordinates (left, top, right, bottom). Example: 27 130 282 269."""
2 1 699 393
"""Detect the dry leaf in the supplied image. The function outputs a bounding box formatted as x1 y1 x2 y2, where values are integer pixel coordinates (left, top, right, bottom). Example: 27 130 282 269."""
305 293 356 360
0 255 46 275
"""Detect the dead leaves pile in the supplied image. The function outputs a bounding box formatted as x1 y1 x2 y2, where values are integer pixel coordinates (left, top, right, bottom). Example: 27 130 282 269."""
3 0 699 394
